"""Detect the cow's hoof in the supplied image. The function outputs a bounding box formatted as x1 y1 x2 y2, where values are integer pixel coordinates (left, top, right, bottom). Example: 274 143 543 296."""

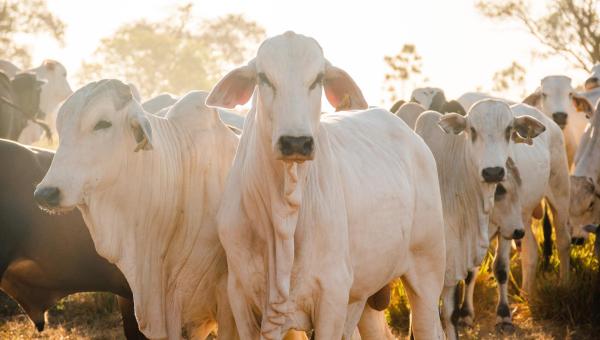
495 321 515 333
458 315 474 327
34 321 45 332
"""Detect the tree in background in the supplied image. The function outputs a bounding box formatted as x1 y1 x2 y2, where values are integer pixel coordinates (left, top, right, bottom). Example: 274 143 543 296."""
477 0 600 71
77 3 265 99
492 61 527 97
0 0 65 68
383 44 427 102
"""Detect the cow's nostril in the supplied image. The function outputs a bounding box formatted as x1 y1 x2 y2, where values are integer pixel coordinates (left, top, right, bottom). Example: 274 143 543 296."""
278 136 314 158
481 167 505 183
552 112 568 127
34 186 61 208
512 229 525 240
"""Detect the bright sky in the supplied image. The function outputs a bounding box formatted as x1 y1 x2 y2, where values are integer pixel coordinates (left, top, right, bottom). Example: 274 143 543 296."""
25 0 589 106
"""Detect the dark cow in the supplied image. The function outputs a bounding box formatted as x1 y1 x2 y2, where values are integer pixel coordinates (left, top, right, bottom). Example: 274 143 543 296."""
0 72 50 141
0 139 145 339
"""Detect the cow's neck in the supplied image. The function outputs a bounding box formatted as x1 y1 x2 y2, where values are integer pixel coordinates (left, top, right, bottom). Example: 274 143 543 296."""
240 99 312 334
81 115 227 338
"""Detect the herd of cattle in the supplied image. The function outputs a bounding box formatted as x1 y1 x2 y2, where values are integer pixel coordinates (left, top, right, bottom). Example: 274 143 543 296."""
2 31 600 339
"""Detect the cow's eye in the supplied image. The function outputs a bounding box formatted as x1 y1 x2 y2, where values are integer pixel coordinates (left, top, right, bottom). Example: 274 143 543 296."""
94 120 112 131
505 126 512 141
309 73 324 90
470 127 477 142
541 92 548 99
258 72 275 90
494 184 507 201
588 200 595 210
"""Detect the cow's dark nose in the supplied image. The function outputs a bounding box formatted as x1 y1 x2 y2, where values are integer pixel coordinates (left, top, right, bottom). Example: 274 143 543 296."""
278 136 314 159
585 77 599 90
552 112 568 128
512 229 525 240
34 186 60 208
481 167 505 183
571 237 586 246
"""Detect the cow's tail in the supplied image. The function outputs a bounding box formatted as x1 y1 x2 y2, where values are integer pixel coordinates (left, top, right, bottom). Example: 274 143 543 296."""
542 203 553 270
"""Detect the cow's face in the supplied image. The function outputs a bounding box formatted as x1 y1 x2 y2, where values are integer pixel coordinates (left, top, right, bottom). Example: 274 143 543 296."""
439 99 545 184
490 158 525 240
585 64 600 90
525 76 592 128
410 87 443 109
569 176 599 242
36 60 73 108
35 79 152 211
206 31 367 162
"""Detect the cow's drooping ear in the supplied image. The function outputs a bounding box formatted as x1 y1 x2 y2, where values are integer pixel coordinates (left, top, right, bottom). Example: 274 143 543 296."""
128 108 153 152
107 79 134 111
324 61 368 111
438 113 467 134
573 94 593 118
206 61 256 109
522 91 541 106
511 115 545 144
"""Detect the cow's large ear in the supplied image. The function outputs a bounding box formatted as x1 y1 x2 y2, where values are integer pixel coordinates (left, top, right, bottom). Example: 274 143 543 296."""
106 79 133 111
429 91 446 112
389 99 405 114
128 108 153 152
573 94 593 118
522 91 541 106
438 112 467 134
324 61 368 111
512 115 545 144
206 61 256 109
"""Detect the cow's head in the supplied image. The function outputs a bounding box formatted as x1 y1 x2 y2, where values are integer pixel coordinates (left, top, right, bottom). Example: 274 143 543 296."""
35 79 152 211
11 73 46 118
206 31 367 162
34 60 73 110
585 64 600 90
490 157 525 240
438 99 545 184
569 176 599 243
523 75 592 128
410 87 443 109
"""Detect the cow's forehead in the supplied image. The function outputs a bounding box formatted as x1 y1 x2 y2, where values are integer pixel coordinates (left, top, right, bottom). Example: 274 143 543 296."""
255 32 325 79
58 82 110 125
468 100 513 130
541 75 572 91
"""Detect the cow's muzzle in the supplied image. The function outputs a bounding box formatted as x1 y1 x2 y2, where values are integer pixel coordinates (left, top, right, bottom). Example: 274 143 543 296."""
34 186 61 209
585 77 599 90
512 229 525 240
481 167 505 183
552 112 567 129
277 135 314 161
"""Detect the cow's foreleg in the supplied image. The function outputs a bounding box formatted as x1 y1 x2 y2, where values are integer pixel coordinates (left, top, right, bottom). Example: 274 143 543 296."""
458 269 477 326
441 285 459 340
313 273 351 340
343 300 367 340
493 237 514 331
227 272 260 340
548 202 571 285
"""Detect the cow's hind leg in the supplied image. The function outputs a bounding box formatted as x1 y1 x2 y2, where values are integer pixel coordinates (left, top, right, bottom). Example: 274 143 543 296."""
494 237 514 331
441 285 459 340
357 305 396 340
458 268 477 327
402 255 445 340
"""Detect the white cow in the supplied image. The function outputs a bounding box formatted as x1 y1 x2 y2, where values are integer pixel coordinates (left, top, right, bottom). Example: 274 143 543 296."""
410 87 443 108
414 100 545 339
395 102 426 129
457 103 570 330
141 93 178 114
0 59 73 144
35 82 243 339
570 101 600 242
410 87 466 115
520 76 592 165
207 31 446 339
